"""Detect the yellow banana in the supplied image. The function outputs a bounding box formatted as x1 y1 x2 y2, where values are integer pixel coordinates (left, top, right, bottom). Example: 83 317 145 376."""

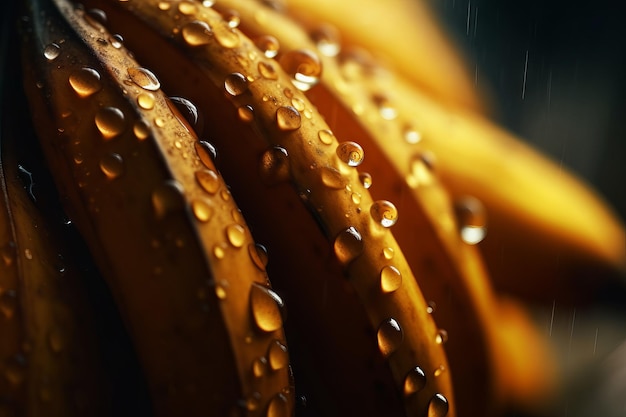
20 0 292 415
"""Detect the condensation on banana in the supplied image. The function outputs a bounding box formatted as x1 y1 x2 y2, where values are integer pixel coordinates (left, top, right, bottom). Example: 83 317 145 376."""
20 0 293 416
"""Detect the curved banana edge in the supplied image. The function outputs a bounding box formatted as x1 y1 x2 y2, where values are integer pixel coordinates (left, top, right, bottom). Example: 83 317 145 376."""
77 0 460 416
20 0 293 415
1 19 108 416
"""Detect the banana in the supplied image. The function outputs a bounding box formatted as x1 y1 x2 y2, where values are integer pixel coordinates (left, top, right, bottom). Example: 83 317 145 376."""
1 17 107 415
20 0 293 416
68 0 460 416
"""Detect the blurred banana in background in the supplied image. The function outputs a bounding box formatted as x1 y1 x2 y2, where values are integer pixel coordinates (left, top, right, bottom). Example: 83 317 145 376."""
2 0 624 416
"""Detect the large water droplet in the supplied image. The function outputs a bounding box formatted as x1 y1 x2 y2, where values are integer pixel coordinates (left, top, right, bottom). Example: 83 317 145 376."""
248 243 269 271
99 153 124 179
237 105 254 122
182 20 212 46
170 96 200 128
151 180 185 219
311 24 341 57
333 226 363 266
403 366 426 396
192 198 213 222
268 340 288 370
267 393 289 417
427 394 449 417
279 49 322 91
95 107 126 139
380 265 402 293
85 8 107 30
259 146 290 185
250 283 283 332
128 67 160 91
195 141 217 166
370 200 398 228
276 106 301 131
336 141 364 167
69 67 102 97
137 92 155 110
455 196 487 245
211 19 240 48
226 224 245 248
43 43 61 61
377 318 403 358
224 72 248 96
254 35 280 58
195 169 220 194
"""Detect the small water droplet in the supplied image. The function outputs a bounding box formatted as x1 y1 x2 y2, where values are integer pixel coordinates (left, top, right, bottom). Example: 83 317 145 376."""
151 180 185 219
377 318 403 358
359 172 373 189
213 244 226 259
267 393 289 417
182 20 213 46
276 106 301 131
320 166 345 190
170 96 201 128
279 49 322 91
455 196 487 245
380 265 402 293
259 146 290 185
157 1 171 10
44 43 61 61
254 35 280 58
246 392 262 411
250 283 283 332
248 243 269 271
221 9 240 27
333 226 363 266
127 67 160 91
68 67 102 97
311 24 341 57
318 129 335 145
237 105 254 122
211 19 240 48
426 301 437 314
258 61 279 80
178 0 197 14
133 119 150 140
195 169 220 194
435 329 448 345
214 280 228 299
404 125 422 144
267 340 288 370
291 97 305 112
224 72 248 96
195 141 217 166
154 117 166 128
383 247 394 260
192 198 213 222
110 33 124 48
24 249 33 260
403 366 426 396
0 290 17 319
434 365 446 378
406 152 436 188
226 224 245 248
85 8 107 30
351 192 361 205
370 200 398 228
252 356 268 378
137 92 155 110
202 0 215 7
336 141 364 167
99 153 124 179
427 393 449 417
95 107 126 139
373 95 398 120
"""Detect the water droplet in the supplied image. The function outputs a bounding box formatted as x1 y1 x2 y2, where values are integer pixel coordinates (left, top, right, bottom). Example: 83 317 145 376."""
336 141 364 167
455 196 487 245
224 72 248 96
435 329 448 345
154 117 166 128
68 67 102 97
279 49 322 91
214 280 228 299
202 0 215 7
318 129 335 145
213 244 226 259
237 105 254 122
110 33 124 48
320 166 345 190
426 301 437 314
128 67 160 91
222 9 240 27
276 106 301 131
404 125 422 144
211 19 240 48
151 180 185 219
427 393 449 417
195 169 220 194
192 198 213 222
48 328 65 353
250 283 283 332
252 356 268 378
267 393 289 417
246 392 262 411
370 200 398 228
373 95 398 120
99 153 124 179
406 152 436 188
380 265 402 293
24 249 33 260
44 43 61 61
359 172 373 189
182 20 212 46
311 24 341 57
137 92 155 110
95 107 126 139
434 365 446 378
291 97 305 112
170 96 200 128
351 192 361 205
226 224 245 248
133 119 150 140
403 366 426 396
177 0 197 14
383 247 394 260
0 290 17 319
254 35 280 58
268 340 288 370
195 141 217 166
248 243 269 271
259 146 290 185
157 1 171 10
377 318 403 358
85 8 107 30
333 226 363 266
258 61 279 80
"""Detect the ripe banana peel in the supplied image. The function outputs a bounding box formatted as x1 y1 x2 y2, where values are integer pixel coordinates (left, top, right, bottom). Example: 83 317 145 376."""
5 1 625 417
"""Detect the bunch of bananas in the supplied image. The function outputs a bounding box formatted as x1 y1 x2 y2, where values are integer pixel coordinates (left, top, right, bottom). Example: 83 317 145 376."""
2 0 625 416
